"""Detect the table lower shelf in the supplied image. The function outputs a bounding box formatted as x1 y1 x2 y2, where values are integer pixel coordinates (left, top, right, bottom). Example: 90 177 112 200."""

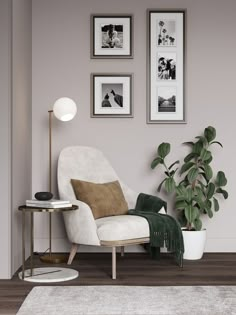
18 267 79 283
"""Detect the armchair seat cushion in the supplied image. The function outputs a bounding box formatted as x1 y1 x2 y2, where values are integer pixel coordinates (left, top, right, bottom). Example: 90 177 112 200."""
96 215 150 242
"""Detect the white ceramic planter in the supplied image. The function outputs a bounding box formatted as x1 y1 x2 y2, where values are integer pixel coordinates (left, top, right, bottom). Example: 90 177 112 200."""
182 229 207 260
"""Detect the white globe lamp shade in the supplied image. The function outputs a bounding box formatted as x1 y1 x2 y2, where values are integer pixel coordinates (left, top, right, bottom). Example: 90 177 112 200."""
53 97 77 122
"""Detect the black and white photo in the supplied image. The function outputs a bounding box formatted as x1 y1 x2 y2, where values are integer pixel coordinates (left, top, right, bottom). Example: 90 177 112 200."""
158 52 176 80
91 74 133 117
101 24 123 49
92 15 133 58
147 10 185 123
157 20 176 46
158 87 176 112
101 84 123 107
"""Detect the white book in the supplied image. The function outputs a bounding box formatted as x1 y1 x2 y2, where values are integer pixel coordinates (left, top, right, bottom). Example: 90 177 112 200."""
26 202 73 209
26 199 71 205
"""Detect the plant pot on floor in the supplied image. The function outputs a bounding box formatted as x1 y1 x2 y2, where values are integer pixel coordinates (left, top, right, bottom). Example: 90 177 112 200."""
182 228 206 260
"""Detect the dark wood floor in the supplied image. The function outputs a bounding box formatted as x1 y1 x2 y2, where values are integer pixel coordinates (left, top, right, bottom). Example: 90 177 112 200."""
1 252 236 314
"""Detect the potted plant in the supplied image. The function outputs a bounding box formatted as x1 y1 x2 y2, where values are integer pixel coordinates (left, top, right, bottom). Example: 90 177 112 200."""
151 126 228 260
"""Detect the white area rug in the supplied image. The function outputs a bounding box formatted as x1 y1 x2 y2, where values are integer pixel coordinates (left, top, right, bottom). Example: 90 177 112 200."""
17 285 236 315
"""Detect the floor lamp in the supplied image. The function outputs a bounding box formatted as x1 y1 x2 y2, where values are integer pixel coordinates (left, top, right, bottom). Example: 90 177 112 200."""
40 97 77 264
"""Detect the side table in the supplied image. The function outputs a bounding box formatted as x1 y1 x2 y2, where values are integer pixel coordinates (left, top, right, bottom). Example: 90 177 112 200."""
18 204 79 283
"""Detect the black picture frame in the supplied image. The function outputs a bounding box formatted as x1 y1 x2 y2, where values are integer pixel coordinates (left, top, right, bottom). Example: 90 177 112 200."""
91 73 133 117
91 15 133 59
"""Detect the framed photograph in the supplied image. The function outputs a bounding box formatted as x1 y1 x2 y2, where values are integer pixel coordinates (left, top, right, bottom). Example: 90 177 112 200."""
91 15 133 58
91 73 133 117
147 10 186 123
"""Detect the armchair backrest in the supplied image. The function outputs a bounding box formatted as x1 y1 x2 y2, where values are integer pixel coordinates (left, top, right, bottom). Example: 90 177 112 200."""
57 146 119 201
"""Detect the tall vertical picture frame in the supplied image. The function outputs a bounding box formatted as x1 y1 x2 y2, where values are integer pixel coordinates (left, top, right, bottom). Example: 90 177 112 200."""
147 10 186 123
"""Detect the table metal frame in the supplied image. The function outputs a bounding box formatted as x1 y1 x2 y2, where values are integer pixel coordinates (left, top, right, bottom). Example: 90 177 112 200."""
18 205 78 280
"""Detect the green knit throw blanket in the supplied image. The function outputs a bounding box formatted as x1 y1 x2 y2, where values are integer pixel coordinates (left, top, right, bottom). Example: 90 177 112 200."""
128 193 184 267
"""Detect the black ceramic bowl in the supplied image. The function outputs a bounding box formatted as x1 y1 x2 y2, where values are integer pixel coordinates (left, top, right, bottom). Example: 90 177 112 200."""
34 192 53 201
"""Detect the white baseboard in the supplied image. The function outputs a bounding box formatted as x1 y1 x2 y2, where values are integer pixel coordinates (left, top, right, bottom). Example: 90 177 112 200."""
34 237 236 254
205 238 236 252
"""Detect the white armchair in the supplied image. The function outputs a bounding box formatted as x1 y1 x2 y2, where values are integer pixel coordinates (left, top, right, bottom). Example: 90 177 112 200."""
57 146 152 279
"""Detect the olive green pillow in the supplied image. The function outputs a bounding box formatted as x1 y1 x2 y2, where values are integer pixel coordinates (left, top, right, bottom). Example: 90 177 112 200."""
71 179 128 219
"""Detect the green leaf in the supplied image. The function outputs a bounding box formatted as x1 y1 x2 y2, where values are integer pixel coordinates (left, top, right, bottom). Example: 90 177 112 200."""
195 186 205 198
204 164 213 181
183 141 194 147
216 188 228 199
193 197 204 210
158 143 170 159
175 200 187 209
171 169 178 176
157 178 166 192
172 168 179 175
180 162 195 175
165 169 177 177
215 171 227 187
210 141 223 148
213 197 219 212
199 172 208 183
205 207 213 218
205 156 213 164
186 187 194 202
176 184 187 197
184 152 198 163
151 157 163 169
193 141 204 155
206 182 215 199
184 205 198 224
204 199 213 218
204 126 216 142
205 199 212 209
200 148 212 161
195 136 208 146
197 180 206 191
168 160 180 170
187 167 199 183
176 195 187 202
164 177 176 193
193 218 202 231
179 177 189 186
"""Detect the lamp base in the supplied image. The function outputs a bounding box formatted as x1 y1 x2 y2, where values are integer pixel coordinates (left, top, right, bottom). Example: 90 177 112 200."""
40 253 68 264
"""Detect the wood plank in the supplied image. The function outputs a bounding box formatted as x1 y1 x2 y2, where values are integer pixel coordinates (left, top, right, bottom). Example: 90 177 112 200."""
0 253 236 314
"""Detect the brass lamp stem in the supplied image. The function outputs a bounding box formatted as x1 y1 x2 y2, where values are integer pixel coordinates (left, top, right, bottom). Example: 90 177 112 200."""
48 110 53 193
40 106 74 264
48 110 53 257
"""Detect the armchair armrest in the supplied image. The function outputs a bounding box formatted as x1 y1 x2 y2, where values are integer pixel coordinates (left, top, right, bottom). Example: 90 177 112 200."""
63 199 100 246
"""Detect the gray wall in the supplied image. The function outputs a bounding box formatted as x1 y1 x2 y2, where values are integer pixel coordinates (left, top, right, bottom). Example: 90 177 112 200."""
0 0 32 279
0 0 12 279
32 0 236 252
12 0 32 274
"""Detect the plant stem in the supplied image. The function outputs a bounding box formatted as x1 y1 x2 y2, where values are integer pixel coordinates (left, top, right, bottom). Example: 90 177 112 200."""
192 179 196 189
163 161 171 177
187 222 191 231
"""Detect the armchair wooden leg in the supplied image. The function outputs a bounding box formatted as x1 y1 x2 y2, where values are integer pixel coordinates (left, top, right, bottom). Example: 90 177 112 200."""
112 246 116 280
121 246 125 257
67 243 78 265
